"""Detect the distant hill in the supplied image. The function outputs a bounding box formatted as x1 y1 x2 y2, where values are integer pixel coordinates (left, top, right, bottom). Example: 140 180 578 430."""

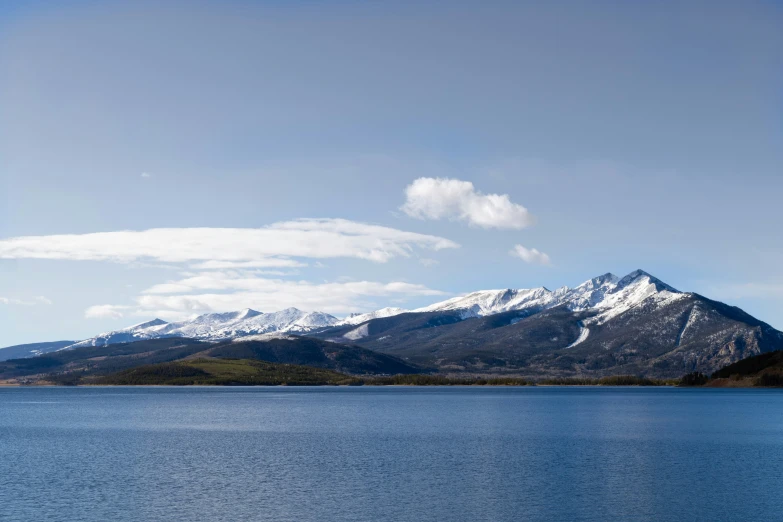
0 335 422 385
0 338 209 383
0 341 76 361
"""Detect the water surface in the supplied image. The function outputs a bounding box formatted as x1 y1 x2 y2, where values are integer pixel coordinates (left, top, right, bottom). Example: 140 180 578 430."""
1 386 782 521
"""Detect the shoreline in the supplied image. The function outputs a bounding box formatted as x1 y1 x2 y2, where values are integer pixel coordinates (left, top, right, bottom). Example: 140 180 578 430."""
1 382 777 389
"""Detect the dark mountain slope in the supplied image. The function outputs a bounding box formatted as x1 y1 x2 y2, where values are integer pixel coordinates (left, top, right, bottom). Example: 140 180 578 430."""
561 294 783 377
322 307 584 369
315 294 783 378
201 337 422 375
712 349 783 379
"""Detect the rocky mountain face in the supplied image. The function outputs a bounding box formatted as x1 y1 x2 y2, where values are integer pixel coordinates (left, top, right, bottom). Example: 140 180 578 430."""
316 270 783 378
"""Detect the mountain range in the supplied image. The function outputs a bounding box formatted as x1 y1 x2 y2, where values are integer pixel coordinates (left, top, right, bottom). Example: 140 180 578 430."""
2 269 781 378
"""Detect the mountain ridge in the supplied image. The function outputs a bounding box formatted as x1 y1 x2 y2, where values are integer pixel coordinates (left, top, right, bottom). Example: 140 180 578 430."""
5 269 782 378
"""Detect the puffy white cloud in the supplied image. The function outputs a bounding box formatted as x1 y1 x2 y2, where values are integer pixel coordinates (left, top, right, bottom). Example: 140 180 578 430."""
0 218 458 264
509 244 551 265
401 177 534 229
87 270 447 320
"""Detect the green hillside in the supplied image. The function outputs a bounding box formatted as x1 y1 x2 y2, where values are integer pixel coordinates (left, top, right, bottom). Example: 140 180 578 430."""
91 358 359 386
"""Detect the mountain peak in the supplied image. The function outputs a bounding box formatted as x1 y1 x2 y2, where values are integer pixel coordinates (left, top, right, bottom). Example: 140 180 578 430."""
593 272 620 284
617 269 678 293
128 318 168 330
238 308 262 319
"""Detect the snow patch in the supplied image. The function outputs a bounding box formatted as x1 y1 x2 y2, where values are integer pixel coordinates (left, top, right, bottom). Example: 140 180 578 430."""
232 333 297 342
343 324 370 341
567 326 590 348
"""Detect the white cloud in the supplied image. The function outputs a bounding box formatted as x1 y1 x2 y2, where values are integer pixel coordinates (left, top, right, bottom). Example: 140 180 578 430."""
87 270 447 320
85 304 128 319
419 258 439 268
141 172 151 178
0 218 459 264
509 245 551 265
401 177 534 229
0 295 53 306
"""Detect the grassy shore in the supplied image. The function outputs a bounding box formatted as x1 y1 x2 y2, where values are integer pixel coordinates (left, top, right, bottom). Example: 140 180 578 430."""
19 356 783 387
75 360 678 386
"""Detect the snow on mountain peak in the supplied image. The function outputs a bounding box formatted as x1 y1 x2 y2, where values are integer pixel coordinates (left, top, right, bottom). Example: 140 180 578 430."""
336 307 408 326
126 318 168 330
588 269 682 324
615 269 678 293
414 287 556 318
64 306 339 349
238 308 262 318
289 311 341 329
412 270 678 321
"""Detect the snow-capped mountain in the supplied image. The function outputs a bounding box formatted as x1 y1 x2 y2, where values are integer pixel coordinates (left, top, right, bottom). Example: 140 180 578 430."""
413 269 678 322
310 269 783 378
64 307 339 350
63 270 684 351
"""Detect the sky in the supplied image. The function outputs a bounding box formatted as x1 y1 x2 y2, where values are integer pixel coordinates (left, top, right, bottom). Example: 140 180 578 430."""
1 0 782 346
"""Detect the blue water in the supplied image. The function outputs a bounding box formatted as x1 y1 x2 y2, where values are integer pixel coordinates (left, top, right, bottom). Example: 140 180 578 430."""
1 387 782 522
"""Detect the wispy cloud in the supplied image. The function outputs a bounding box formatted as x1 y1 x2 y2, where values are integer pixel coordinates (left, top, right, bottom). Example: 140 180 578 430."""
509 244 551 265
0 218 459 265
140 172 152 178
401 177 534 229
0 296 53 306
189 259 306 270
86 270 447 320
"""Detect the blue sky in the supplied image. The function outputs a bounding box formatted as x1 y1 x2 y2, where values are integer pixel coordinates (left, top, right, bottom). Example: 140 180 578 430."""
1 0 782 345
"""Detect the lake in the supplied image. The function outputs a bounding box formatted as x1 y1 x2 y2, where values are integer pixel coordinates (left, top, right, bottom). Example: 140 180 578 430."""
1 386 782 521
